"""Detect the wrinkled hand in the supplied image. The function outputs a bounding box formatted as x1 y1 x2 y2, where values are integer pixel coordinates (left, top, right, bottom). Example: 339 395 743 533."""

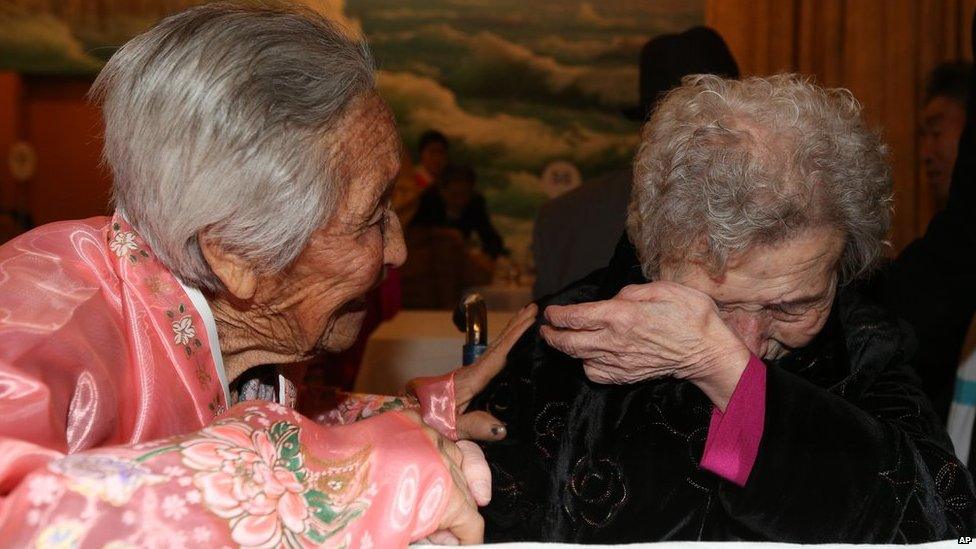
539 282 749 409
402 410 490 545
454 304 537 441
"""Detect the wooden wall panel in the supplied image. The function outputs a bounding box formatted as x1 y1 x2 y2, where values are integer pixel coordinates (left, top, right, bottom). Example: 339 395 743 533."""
0 73 111 237
797 0 845 85
882 2 921 246
22 77 111 226
707 0 975 252
0 73 22 212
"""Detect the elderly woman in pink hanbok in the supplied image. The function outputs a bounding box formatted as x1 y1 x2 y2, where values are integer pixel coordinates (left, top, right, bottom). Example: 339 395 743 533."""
0 4 535 547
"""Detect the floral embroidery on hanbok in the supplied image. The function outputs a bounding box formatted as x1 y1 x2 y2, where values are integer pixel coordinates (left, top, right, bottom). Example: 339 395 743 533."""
141 273 174 298
109 231 138 258
172 315 196 346
107 223 150 264
165 303 203 357
101 216 223 408
34 519 86 549
321 393 414 425
48 455 168 507
124 408 377 548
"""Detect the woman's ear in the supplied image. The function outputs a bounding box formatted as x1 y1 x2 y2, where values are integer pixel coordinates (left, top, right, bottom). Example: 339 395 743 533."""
198 233 258 300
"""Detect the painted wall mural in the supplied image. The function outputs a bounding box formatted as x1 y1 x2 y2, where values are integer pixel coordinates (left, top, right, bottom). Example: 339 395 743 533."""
0 0 704 264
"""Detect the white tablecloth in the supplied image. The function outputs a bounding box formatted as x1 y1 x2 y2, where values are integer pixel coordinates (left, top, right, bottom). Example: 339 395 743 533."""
354 309 516 395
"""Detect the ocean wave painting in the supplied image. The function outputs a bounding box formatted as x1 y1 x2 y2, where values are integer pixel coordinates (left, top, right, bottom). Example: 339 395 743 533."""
0 0 704 263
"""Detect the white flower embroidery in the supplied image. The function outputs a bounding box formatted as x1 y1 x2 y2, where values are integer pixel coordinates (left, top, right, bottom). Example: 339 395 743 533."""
109 232 138 258
121 510 136 525
36 520 85 548
185 489 201 504
27 474 61 506
162 494 188 520
163 466 186 478
177 476 192 487
266 402 287 415
192 527 211 543
172 316 196 346
26 509 41 526
147 531 186 549
361 531 374 549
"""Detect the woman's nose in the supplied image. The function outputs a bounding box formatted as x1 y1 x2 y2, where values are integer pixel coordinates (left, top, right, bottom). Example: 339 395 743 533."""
725 310 768 356
384 213 407 268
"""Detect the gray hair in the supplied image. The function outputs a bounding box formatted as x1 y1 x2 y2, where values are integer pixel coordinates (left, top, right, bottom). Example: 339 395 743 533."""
627 73 892 283
91 2 375 292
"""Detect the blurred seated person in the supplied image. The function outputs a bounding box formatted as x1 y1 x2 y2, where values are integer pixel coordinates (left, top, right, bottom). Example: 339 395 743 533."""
401 166 503 308
399 226 488 309
921 62 971 212
415 129 449 190
411 165 508 260
393 147 422 226
414 74 976 542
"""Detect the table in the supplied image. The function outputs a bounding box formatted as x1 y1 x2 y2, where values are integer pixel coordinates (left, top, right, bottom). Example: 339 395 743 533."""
354 309 516 395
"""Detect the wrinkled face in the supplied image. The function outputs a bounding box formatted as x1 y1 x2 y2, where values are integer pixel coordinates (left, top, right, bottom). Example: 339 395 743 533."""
253 94 405 354
660 227 845 360
419 141 448 178
920 96 966 210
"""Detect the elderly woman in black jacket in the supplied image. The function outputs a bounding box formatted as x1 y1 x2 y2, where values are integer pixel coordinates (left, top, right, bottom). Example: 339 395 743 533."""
431 73 976 543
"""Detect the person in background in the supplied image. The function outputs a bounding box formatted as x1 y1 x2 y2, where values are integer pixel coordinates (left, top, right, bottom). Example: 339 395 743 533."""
532 26 739 299
921 62 971 212
411 165 507 259
916 62 976 468
393 147 422 226
865 60 976 426
414 129 449 190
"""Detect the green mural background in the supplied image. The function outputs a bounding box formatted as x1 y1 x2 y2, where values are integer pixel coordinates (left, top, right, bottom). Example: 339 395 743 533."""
0 0 704 263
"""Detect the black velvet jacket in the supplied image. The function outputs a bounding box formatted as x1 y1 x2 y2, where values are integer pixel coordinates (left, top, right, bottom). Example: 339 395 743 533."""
471 239 976 543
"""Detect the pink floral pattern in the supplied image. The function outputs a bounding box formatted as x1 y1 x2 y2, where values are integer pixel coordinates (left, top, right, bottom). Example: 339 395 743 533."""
3 400 449 548
177 410 370 548
319 393 414 425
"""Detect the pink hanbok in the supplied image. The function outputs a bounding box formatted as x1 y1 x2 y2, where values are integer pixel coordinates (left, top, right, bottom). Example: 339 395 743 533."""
0 215 451 548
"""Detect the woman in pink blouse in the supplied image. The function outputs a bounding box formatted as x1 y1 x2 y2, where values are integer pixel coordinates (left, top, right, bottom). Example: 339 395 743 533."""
0 4 529 547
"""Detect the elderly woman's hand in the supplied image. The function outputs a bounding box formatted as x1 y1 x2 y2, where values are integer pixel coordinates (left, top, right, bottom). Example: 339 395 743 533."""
540 282 750 410
399 410 489 545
